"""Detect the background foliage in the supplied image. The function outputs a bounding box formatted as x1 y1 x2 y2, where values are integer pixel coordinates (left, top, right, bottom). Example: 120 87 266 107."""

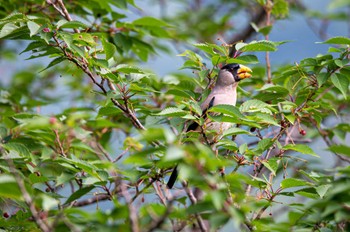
0 0 350 231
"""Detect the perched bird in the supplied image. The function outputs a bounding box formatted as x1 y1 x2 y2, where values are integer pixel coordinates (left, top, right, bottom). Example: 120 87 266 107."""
167 63 252 189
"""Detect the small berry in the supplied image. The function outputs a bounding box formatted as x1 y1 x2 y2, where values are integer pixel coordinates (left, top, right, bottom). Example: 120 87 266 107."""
45 187 50 192
250 127 256 132
300 129 307 136
3 212 10 218
42 28 50 33
280 120 288 128
49 117 57 124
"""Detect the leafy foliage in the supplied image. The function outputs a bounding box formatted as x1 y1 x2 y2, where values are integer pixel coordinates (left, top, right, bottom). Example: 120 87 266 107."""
0 0 350 231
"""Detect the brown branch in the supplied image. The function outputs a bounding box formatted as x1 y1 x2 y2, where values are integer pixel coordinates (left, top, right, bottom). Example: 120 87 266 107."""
113 147 130 162
95 142 113 161
153 180 167 206
121 183 140 232
310 118 350 163
72 194 110 207
182 182 207 232
53 129 66 157
47 0 80 33
4 154 52 232
146 200 174 232
264 1 273 84
132 179 156 202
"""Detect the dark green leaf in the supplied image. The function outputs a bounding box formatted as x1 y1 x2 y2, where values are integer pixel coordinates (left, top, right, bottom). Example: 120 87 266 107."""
65 186 95 204
331 73 349 99
40 56 66 72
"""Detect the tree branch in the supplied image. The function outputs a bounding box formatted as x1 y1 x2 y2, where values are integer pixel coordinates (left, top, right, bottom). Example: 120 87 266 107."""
4 154 52 232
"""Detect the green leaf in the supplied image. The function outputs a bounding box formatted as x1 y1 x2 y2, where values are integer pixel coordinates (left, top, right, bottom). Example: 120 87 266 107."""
236 40 278 52
329 0 350 9
319 36 350 45
0 23 19 38
209 104 244 118
194 43 228 56
226 55 259 64
20 41 48 54
164 146 185 161
256 138 274 151
283 144 319 157
72 33 97 46
115 64 144 74
281 178 312 189
0 174 22 199
331 73 349 99
102 39 117 60
272 0 289 18
29 173 49 184
316 184 331 198
240 99 274 114
250 113 280 126
166 89 195 99
41 194 59 211
40 57 66 72
57 19 88 29
262 158 279 176
132 16 170 27
250 23 272 36
328 144 350 156
98 106 121 117
295 187 318 199
222 127 252 137
65 186 95 204
27 21 41 37
2 142 31 158
155 107 187 117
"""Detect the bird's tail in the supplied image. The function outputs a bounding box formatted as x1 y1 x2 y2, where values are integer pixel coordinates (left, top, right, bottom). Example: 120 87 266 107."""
166 165 178 189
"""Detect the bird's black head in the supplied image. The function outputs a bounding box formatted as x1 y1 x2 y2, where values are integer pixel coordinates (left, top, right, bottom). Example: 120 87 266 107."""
221 63 252 82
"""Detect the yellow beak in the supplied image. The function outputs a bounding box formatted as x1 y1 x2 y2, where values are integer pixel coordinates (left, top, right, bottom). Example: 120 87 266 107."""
237 65 253 79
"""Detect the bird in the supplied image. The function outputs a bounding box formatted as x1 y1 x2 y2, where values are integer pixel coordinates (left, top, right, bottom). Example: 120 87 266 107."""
166 63 252 189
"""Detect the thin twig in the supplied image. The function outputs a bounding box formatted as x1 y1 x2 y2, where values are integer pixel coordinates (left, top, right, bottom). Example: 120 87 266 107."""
4 153 52 232
264 0 272 84
182 182 207 232
53 129 66 157
96 142 113 161
121 183 140 232
113 147 130 162
147 200 174 232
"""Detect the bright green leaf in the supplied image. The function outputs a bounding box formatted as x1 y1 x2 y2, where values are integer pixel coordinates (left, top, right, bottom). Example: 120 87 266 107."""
283 144 319 157
281 178 313 189
319 36 350 45
331 73 349 99
133 16 170 27
27 21 40 37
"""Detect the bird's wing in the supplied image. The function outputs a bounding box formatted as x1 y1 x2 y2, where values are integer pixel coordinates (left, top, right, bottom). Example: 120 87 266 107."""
186 96 215 132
